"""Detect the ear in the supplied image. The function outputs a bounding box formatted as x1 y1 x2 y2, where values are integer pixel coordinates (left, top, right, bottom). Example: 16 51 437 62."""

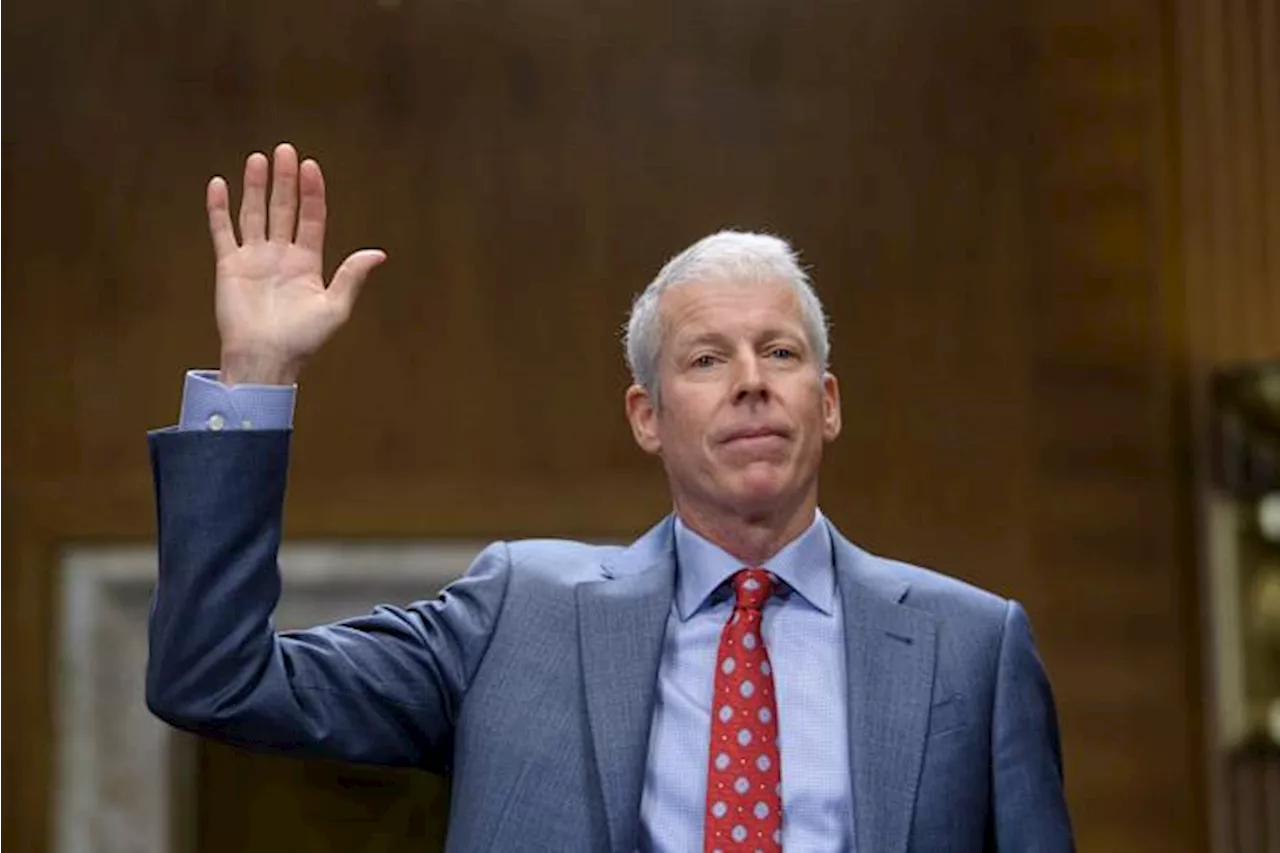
625 383 662 455
821 372 842 442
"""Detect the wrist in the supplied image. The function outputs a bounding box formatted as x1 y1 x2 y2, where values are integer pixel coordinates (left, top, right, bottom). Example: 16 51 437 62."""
219 349 302 386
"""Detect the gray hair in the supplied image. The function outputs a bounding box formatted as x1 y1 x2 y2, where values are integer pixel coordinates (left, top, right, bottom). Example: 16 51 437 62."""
623 230 830 401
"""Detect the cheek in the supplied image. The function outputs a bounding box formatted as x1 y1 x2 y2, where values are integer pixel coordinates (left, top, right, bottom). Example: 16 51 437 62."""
660 396 714 438
657 408 707 459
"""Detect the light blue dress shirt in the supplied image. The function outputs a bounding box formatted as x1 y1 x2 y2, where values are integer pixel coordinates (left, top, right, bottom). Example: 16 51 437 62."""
177 370 855 850
638 514 854 851
179 370 296 431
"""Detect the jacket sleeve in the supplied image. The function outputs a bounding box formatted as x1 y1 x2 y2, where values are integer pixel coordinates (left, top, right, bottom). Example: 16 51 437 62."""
144 428 511 772
990 600 1076 851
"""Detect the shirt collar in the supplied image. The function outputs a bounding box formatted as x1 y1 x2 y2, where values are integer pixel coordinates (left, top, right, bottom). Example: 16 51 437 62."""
673 509 835 620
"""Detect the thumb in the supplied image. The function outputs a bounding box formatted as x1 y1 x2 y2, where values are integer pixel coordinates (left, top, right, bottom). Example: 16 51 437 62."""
329 249 387 313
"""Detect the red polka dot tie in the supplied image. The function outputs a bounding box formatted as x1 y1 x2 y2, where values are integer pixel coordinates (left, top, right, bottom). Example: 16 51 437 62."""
703 568 782 852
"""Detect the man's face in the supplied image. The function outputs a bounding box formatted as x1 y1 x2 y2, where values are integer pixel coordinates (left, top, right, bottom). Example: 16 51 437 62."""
626 277 841 520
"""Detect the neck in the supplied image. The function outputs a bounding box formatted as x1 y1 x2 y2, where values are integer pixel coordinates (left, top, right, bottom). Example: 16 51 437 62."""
673 493 818 565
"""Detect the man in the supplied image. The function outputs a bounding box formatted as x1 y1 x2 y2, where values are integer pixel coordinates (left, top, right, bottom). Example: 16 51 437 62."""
147 142 1074 852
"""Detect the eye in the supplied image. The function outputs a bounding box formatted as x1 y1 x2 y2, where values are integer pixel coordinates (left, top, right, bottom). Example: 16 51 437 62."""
768 347 797 360
692 354 719 368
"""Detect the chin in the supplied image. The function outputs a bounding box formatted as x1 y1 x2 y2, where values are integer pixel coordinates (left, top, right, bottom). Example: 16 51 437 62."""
725 471 793 512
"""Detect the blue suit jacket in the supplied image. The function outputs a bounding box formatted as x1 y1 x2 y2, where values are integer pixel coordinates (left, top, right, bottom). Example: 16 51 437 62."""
146 429 1074 852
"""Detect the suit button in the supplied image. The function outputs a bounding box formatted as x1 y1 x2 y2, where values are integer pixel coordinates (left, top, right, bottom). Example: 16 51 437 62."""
207 413 226 431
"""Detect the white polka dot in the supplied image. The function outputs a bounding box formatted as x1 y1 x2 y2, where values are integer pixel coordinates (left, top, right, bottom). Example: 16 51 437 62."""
735 776 750 794
715 752 731 771
738 728 753 746
732 825 748 842
744 578 761 591
758 707 772 724
760 661 771 676
742 633 758 650
754 801 770 819
719 705 733 722
773 829 781 843
740 680 755 698
722 657 736 675
712 801 728 818
756 754 771 772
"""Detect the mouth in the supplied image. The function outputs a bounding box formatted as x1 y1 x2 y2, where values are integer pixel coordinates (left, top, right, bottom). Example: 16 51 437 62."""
720 427 791 448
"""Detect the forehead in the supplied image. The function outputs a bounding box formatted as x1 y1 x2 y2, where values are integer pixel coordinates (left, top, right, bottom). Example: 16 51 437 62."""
659 278 806 344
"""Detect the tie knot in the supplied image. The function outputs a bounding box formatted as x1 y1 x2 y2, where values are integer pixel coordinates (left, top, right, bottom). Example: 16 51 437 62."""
733 568 775 610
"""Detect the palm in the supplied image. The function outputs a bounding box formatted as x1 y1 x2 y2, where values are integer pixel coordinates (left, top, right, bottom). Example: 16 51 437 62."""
207 144 385 384
217 242 332 357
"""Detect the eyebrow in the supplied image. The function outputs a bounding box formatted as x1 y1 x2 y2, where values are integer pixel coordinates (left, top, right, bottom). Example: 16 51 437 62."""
674 328 807 351
675 331 731 350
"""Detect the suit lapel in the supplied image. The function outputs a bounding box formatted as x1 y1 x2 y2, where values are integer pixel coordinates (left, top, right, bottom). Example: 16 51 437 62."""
833 530 938 853
577 518 677 853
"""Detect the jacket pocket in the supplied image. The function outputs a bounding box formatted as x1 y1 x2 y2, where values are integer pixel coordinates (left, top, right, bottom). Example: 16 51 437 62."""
927 693 966 739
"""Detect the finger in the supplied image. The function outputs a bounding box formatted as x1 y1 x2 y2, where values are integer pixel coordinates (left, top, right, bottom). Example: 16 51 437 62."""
238 152 269 244
295 158 327 254
328 249 387 316
268 142 299 243
206 177 239 260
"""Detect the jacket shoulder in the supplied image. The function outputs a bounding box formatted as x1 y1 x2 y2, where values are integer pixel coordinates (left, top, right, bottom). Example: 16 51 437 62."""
847 542 1011 628
503 537 623 585
849 548 1021 689
892 557 1006 614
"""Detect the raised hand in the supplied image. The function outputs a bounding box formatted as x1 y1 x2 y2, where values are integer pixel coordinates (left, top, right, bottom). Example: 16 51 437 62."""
207 143 386 385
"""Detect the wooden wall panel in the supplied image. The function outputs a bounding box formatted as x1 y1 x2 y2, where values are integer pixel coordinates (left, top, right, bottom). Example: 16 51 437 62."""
2 0 1213 849
1174 0 1280 846
1022 0 1207 845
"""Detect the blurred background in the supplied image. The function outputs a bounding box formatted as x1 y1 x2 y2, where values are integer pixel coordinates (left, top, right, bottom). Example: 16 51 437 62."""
3 0 1277 849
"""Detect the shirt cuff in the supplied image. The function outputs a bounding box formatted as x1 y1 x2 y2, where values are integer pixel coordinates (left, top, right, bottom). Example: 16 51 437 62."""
178 370 297 431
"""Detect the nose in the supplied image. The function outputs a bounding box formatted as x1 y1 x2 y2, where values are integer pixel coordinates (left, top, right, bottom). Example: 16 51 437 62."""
731 352 769 403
